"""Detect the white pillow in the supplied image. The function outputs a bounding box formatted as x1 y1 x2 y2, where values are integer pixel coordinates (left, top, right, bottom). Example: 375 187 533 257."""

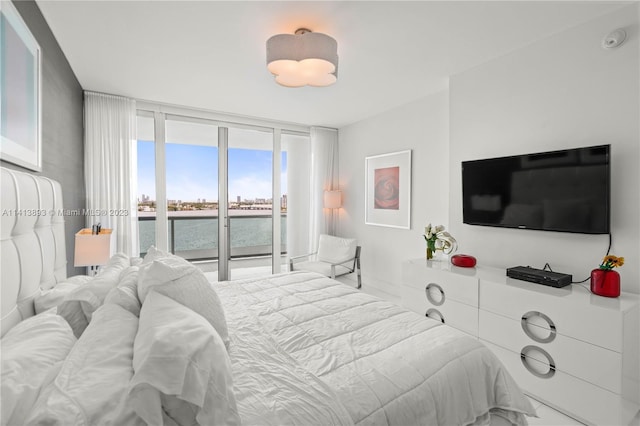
57 253 130 337
137 245 174 299
137 254 193 302
317 234 357 264
34 278 88 314
138 256 230 349
129 291 240 426
104 266 141 317
141 245 171 264
1 310 76 426
26 304 143 426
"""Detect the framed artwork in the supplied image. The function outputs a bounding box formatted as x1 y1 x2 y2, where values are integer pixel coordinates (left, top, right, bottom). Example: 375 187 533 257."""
1 1 42 172
365 150 411 229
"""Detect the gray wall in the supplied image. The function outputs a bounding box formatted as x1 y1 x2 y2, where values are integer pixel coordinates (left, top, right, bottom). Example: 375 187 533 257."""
2 0 85 276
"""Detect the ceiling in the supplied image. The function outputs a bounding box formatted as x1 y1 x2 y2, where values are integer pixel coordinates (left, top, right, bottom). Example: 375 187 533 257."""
36 1 630 128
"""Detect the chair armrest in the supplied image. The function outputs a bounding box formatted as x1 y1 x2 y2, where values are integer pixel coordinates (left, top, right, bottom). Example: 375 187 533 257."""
327 256 356 266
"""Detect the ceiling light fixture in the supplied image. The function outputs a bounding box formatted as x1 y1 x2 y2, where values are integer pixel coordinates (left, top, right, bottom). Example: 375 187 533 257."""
266 28 338 88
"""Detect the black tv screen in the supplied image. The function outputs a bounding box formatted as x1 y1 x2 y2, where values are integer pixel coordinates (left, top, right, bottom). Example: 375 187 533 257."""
462 145 610 234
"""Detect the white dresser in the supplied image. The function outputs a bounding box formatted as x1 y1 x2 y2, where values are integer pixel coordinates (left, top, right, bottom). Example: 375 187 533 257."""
402 258 480 337
401 259 640 426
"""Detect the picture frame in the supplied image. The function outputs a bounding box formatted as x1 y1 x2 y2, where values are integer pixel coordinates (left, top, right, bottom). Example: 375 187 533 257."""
365 150 411 229
1 1 42 172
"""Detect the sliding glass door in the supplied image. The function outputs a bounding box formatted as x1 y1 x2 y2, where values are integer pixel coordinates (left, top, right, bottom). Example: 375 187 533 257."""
136 110 308 281
136 114 157 255
225 127 275 279
165 118 219 260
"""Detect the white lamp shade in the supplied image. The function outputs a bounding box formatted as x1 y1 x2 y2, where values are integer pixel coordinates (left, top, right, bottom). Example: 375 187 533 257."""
266 30 338 87
74 229 113 267
323 190 342 209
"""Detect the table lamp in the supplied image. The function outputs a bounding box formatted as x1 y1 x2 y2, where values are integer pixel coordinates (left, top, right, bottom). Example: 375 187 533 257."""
74 228 113 276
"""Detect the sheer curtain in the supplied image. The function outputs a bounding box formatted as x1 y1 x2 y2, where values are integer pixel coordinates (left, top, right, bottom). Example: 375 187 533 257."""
84 92 139 256
309 127 338 252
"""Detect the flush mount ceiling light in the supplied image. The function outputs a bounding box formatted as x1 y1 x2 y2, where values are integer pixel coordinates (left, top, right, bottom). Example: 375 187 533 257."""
266 28 338 88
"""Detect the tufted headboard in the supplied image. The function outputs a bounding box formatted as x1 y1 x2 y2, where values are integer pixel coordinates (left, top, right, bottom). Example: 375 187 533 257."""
1 167 67 336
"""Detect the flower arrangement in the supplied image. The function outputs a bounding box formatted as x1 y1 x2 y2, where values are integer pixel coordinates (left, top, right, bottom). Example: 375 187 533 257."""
591 254 624 298
423 223 457 260
598 255 624 271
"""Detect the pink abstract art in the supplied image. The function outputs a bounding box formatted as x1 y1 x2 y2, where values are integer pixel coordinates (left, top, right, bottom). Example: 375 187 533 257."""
374 166 399 210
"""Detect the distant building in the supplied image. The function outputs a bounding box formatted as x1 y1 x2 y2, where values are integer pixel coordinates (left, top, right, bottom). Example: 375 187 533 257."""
237 196 241 203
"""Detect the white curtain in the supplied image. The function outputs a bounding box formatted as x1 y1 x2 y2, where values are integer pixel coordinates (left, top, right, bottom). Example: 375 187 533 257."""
309 127 338 251
84 92 139 257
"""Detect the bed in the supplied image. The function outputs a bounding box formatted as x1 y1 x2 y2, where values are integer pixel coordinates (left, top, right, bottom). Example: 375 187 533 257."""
1 166 536 425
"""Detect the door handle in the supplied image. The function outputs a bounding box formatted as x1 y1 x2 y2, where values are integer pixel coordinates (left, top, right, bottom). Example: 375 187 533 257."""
426 308 445 324
521 311 556 343
520 345 556 379
425 283 445 306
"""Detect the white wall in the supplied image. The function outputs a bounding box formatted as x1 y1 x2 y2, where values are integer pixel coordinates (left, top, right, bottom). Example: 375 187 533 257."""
338 91 449 297
449 5 639 293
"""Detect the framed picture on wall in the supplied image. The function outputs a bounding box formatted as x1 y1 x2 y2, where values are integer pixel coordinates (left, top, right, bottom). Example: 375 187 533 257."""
1 1 42 172
365 150 411 229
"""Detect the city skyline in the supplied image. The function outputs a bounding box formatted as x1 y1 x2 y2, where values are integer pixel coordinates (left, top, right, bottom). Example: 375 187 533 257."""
138 194 287 204
137 140 288 202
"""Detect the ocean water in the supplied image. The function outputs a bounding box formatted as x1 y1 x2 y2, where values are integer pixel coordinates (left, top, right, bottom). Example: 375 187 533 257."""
139 216 286 256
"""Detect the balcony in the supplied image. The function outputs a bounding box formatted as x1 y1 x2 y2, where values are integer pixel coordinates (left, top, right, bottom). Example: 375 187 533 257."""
138 213 287 261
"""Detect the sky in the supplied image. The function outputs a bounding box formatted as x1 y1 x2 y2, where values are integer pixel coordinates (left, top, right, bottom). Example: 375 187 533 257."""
137 140 287 202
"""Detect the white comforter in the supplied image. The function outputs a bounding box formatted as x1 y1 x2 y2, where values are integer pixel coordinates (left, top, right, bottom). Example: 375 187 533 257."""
216 272 535 426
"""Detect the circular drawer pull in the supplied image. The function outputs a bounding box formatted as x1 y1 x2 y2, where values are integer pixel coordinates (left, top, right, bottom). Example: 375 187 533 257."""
521 311 556 343
520 345 556 379
425 283 445 306
425 308 445 324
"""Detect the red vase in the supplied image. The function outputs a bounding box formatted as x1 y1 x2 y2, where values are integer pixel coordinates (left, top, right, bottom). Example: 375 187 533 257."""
590 269 620 298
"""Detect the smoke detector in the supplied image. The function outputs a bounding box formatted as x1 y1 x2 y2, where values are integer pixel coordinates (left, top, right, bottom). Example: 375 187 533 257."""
602 29 626 49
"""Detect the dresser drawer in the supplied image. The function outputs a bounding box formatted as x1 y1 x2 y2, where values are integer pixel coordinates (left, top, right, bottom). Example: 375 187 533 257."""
402 284 478 336
483 341 638 426
480 278 622 351
479 309 622 394
403 261 478 307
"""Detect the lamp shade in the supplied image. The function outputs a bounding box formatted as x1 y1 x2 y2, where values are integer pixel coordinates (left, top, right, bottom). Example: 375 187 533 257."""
74 228 113 267
266 29 338 87
323 190 342 209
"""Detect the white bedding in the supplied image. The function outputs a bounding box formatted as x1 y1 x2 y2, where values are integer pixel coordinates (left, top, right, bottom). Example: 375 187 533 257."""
3 258 533 425
216 271 535 426
26 303 143 425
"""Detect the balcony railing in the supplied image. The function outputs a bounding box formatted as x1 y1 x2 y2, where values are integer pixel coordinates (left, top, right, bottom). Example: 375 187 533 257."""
138 214 286 261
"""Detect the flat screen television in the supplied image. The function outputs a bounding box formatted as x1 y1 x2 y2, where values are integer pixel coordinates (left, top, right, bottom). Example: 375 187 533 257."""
462 145 610 234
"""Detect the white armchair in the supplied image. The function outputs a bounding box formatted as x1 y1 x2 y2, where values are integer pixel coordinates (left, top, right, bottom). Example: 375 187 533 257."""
289 234 362 289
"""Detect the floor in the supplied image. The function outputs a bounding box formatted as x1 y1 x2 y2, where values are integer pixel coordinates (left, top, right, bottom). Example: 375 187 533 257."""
199 263 639 426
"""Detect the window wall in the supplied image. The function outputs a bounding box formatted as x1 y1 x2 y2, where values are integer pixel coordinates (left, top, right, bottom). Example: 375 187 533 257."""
135 104 310 280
